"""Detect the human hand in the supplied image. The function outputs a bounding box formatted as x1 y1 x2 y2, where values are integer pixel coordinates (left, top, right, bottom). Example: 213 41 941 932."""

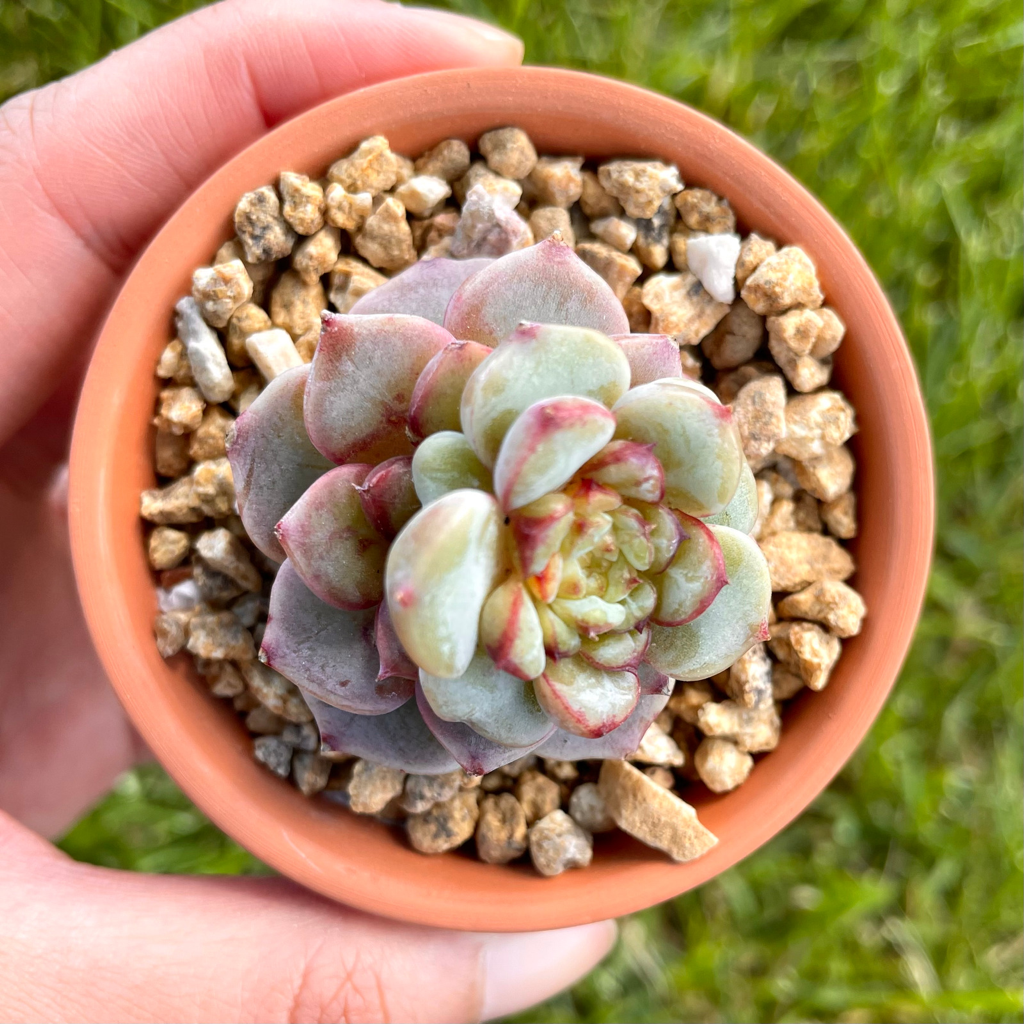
0 3 615 1019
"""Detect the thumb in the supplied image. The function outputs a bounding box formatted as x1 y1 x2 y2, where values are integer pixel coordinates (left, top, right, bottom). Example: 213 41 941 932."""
0 811 615 1023
0 0 524 445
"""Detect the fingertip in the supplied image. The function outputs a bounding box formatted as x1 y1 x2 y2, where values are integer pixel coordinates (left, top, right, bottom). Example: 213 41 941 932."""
477 919 618 1022
399 6 525 66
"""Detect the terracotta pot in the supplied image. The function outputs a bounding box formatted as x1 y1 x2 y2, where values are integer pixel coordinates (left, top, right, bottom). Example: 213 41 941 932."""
68 67 933 932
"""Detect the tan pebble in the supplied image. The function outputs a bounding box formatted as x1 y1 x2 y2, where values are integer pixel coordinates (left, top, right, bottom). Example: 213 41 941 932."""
154 610 190 657
154 384 204 436
775 391 857 461
579 169 623 219
696 699 781 753
758 497 797 539
480 770 511 793
278 171 325 235
294 328 319 363
327 136 399 195
192 558 243 605
713 361 774 404
769 620 841 691
476 792 529 864
233 689 262 713
575 241 642 300
148 527 190 570
401 771 463 814
599 760 716 862
772 664 805 700
156 338 194 384
233 186 296 263
622 284 651 332
277 720 319 752
187 610 254 662
140 476 203 525
291 227 341 286
793 445 855 503
407 789 479 853
630 722 685 766
750 477 773 539
643 766 675 789
741 245 823 316
191 260 253 329
541 759 579 783
679 347 703 380
670 719 703 782
792 491 822 533
225 302 270 367
529 206 574 245
759 466 795 501
724 643 774 709
732 374 787 469
270 269 326 339
191 457 235 517
395 175 452 218
451 184 532 258
188 406 234 462
641 271 729 345
777 580 866 638
154 429 191 477
193 527 261 591
694 737 753 793
323 184 373 232
347 760 406 814
766 306 845 359
355 197 417 270
768 334 833 392
214 238 275 305
759 530 855 592
590 215 637 251
821 490 858 539
514 769 561 824
245 328 303 382
667 680 715 724
253 736 292 777
735 233 777 288
567 782 615 833
411 210 460 252
478 127 538 179
453 161 519 206
598 160 682 219
245 705 287 735
632 197 675 270
391 154 415 188
230 590 264 629
242 660 312 722
292 751 331 796
328 255 387 313
669 228 693 272
501 754 537 778
703 300 764 369
414 138 471 182
528 156 584 208
528 809 593 876
203 660 246 698
674 188 735 233
229 369 262 414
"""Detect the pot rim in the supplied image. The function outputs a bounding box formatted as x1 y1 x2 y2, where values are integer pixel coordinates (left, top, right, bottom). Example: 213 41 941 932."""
68 66 934 932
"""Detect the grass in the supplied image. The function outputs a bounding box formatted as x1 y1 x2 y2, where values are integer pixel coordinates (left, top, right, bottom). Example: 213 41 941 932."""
4 0 1022 1019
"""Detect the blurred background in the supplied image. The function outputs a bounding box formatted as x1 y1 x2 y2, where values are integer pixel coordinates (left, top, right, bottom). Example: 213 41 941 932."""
1 0 1021 1020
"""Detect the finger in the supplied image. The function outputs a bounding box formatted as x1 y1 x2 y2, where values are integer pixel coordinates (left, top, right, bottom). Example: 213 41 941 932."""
0 0 523 445
0 812 615 1023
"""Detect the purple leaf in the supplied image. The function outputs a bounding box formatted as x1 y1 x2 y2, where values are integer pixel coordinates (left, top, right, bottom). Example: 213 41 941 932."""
261 559 412 714
349 257 492 324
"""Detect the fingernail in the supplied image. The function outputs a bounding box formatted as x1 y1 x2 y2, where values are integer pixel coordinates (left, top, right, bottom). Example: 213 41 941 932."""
477 920 617 1021
403 7 525 65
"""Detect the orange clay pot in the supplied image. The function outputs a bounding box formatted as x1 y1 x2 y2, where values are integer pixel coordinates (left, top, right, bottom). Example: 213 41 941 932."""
68 67 934 932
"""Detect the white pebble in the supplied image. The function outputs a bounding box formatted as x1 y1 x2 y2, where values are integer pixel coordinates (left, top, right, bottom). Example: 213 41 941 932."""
157 578 202 612
245 328 303 382
686 232 742 304
174 298 234 403
395 175 452 217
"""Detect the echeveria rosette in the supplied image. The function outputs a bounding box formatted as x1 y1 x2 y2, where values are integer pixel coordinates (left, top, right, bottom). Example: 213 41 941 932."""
227 237 772 776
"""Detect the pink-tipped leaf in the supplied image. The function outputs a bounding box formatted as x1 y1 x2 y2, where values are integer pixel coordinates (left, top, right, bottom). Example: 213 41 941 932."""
407 340 493 440
349 257 492 324
651 511 728 627
611 333 684 386
356 456 420 539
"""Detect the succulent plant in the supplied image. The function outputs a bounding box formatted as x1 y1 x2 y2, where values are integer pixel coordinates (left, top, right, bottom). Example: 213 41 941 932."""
227 237 772 776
